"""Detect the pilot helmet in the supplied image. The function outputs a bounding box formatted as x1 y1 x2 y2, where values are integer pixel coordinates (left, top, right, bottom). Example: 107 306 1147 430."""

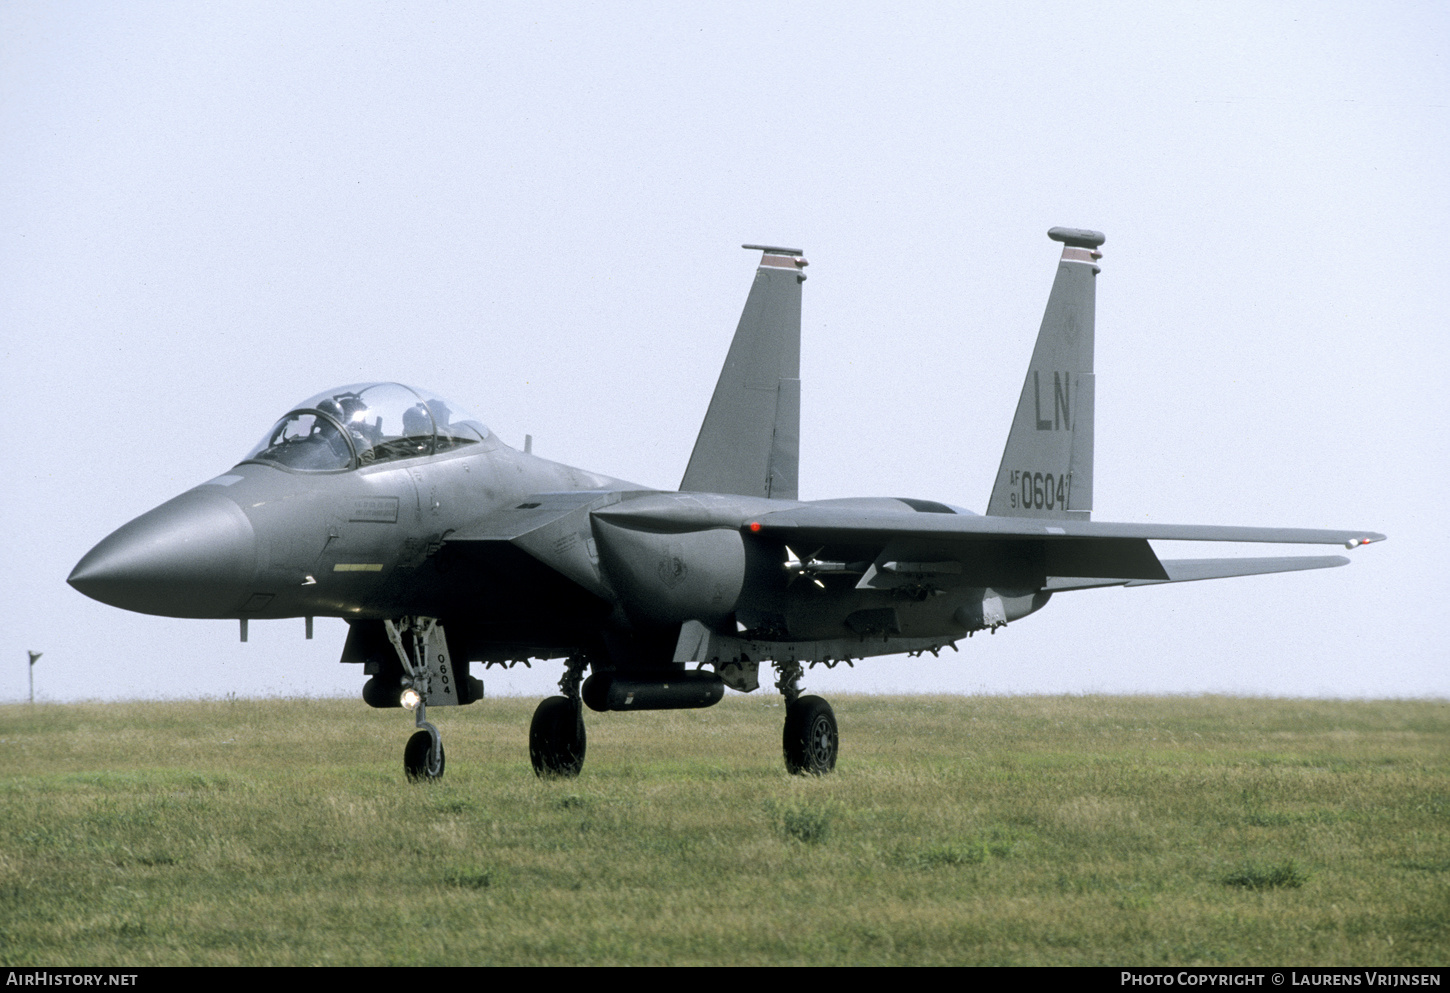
425 399 452 428
315 397 345 423
403 403 433 438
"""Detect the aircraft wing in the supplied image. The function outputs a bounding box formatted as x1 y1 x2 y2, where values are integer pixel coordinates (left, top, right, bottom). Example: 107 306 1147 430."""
592 497 1383 588
749 507 1382 586
1044 555 1352 592
449 492 1384 605
748 506 1384 549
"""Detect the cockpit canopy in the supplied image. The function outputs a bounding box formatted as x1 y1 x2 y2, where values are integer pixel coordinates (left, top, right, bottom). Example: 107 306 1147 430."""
243 383 490 472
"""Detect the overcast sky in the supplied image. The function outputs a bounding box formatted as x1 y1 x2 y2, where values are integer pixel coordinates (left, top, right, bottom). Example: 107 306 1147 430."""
2 2 1445 704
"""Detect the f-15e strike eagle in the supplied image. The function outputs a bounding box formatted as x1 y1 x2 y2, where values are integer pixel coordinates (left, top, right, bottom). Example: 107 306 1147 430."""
69 228 1383 780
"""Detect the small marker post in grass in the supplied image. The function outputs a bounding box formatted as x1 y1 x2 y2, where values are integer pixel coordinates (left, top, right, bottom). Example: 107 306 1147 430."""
27 650 41 704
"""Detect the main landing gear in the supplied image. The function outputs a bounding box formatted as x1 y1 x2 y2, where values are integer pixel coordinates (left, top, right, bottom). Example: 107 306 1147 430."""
521 655 838 779
774 660 838 775
530 656 587 778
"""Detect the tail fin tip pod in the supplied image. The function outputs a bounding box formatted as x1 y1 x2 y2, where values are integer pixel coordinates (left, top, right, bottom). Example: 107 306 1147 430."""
986 227 1105 519
1047 227 1106 249
680 244 806 500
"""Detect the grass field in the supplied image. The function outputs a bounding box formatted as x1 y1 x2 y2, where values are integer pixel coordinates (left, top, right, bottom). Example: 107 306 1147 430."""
0 694 1445 966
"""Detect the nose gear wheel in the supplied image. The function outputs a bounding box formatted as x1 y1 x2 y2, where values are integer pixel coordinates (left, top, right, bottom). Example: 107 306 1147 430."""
404 728 445 781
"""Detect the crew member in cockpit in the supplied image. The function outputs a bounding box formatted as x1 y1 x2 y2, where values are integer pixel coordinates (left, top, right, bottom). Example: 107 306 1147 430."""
402 403 434 456
425 399 454 430
318 395 376 463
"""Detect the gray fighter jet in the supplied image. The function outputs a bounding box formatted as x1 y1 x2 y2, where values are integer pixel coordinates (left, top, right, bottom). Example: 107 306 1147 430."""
69 228 1383 780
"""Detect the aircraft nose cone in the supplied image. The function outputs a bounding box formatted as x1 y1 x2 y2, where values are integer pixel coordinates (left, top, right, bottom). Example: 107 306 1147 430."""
68 490 259 618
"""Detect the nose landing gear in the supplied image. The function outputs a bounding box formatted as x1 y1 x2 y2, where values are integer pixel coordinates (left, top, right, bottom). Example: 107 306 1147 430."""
385 617 457 783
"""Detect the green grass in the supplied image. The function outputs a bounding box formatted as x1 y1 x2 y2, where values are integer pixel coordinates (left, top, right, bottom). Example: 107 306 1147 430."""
1221 860 1309 890
0 694 1446 965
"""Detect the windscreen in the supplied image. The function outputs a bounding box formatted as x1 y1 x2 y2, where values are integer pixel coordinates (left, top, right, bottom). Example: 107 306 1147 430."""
245 411 353 471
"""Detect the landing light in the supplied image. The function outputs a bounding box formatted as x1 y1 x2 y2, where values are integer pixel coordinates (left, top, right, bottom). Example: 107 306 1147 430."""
401 688 421 711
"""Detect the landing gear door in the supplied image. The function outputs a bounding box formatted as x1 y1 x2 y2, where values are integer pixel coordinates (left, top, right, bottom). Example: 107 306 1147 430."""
385 617 459 707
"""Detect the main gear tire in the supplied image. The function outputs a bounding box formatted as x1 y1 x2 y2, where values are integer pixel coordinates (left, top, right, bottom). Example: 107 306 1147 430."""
783 695 838 775
404 729 445 782
530 695 587 778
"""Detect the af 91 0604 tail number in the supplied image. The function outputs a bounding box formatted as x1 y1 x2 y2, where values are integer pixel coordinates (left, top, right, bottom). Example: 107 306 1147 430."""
1007 470 1069 511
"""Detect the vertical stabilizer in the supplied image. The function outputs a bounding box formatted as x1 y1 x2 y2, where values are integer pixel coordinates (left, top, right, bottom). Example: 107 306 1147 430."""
681 245 806 499
986 227 1103 519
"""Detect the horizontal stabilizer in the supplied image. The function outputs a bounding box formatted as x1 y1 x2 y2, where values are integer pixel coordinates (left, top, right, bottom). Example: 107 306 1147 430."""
1045 555 1351 592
